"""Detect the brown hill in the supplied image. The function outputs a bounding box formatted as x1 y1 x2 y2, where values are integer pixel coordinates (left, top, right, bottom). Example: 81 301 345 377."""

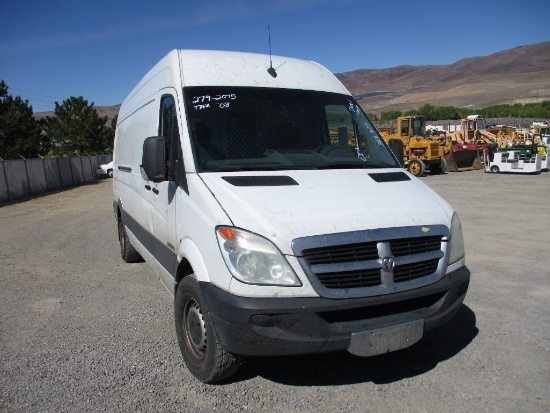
336 41 550 115
34 42 550 120
34 104 120 122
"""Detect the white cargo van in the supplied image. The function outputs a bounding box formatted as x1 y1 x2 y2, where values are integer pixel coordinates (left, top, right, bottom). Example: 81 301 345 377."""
113 49 470 383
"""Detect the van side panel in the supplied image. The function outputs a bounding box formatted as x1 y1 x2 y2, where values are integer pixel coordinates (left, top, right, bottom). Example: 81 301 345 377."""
114 61 165 275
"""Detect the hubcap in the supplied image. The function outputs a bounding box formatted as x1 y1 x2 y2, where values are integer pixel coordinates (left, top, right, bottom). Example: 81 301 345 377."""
184 300 207 359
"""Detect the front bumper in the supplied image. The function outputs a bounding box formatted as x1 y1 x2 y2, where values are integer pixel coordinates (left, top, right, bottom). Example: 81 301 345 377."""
200 266 470 357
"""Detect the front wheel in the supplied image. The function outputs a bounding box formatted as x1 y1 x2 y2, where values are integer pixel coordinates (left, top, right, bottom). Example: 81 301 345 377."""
491 165 500 173
408 159 425 177
175 276 241 383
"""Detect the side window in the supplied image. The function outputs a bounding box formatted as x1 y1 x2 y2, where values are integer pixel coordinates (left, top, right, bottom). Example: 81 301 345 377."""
325 104 356 149
401 119 409 136
159 95 181 179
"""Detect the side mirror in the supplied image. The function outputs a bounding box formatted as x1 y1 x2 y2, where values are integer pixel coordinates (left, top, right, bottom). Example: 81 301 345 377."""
141 136 166 182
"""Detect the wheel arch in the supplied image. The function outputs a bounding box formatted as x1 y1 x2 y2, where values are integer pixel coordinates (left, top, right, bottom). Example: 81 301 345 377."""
175 239 212 288
175 257 194 288
113 198 123 221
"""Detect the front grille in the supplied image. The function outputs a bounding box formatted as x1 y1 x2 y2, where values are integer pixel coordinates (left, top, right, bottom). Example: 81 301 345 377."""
317 268 381 289
296 229 446 296
304 242 378 265
391 236 441 256
429 142 440 157
394 258 440 282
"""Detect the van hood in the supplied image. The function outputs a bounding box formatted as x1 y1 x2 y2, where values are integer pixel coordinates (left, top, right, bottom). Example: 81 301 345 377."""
199 169 453 255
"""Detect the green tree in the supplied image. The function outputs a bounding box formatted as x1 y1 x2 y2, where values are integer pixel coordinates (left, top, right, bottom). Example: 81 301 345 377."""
107 114 118 151
43 96 112 156
0 80 7 96
380 110 402 121
0 80 48 159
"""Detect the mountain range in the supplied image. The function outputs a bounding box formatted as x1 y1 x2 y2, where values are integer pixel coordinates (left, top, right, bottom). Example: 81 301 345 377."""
337 41 550 114
34 41 550 120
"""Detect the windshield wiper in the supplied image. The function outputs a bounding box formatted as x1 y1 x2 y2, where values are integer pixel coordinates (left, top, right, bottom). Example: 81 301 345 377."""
316 162 394 170
206 165 293 172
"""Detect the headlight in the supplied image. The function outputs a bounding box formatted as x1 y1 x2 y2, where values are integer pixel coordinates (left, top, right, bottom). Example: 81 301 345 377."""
448 212 465 271
216 227 301 286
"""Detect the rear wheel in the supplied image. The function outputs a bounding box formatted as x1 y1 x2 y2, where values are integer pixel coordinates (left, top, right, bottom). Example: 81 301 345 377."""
440 157 447 173
117 216 141 263
408 159 425 177
175 276 241 383
429 158 447 175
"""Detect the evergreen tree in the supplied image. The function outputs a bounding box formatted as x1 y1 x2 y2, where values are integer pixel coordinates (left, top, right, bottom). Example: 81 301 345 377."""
0 80 47 159
43 96 112 156
0 80 7 96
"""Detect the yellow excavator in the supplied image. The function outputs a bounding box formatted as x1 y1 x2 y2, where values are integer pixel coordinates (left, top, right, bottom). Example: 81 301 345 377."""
381 116 445 176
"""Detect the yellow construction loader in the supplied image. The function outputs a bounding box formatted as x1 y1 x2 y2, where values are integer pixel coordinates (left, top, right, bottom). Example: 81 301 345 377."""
381 116 445 176
442 115 501 171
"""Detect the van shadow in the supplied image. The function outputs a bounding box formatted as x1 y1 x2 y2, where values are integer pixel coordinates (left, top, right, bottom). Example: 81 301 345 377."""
232 305 477 386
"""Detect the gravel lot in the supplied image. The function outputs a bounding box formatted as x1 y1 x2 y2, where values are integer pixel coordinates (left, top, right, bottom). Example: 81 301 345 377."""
1 169 549 413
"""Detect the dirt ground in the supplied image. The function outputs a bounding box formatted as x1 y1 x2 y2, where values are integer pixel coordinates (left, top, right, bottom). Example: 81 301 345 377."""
1 169 549 413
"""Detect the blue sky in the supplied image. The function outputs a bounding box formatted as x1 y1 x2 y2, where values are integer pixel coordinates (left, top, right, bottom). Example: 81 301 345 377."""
1 0 548 113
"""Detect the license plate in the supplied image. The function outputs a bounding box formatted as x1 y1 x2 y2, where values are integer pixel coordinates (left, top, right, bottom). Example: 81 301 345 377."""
347 319 424 357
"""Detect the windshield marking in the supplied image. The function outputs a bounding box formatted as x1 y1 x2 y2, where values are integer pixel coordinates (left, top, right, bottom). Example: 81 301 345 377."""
192 94 237 111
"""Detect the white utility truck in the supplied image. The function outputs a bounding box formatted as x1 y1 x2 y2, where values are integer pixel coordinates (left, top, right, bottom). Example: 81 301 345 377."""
113 50 470 383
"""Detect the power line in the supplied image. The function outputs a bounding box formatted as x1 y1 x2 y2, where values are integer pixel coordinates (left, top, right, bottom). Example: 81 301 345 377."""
8 87 64 101
3 86 61 112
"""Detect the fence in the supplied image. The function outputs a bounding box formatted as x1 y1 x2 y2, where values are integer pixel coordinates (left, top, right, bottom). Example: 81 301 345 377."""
0 154 112 204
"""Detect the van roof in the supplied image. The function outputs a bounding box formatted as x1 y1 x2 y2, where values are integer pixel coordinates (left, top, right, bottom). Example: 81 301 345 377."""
119 49 350 124
139 49 349 93
175 49 348 94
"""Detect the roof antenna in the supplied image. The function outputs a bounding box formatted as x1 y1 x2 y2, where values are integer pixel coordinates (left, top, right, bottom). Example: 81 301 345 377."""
267 25 277 78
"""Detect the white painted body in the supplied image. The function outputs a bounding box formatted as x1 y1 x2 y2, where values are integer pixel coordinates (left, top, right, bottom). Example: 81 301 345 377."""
113 50 458 299
485 150 542 174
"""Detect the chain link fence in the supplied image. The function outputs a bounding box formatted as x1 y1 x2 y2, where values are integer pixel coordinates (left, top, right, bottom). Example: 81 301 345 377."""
0 155 112 204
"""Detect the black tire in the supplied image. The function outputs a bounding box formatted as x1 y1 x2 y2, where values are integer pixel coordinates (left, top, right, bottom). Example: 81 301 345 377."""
408 159 425 177
428 164 440 175
175 276 241 383
388 139 405 167
440 157 447 173
107 169 113 178
117 216 142 263
429 158 447 175
491 165 500 173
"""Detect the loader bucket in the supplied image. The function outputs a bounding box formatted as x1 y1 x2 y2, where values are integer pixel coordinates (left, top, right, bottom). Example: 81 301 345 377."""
444 149 483 172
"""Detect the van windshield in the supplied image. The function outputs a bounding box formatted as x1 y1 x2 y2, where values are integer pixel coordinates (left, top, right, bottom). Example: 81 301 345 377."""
184 87 399 172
